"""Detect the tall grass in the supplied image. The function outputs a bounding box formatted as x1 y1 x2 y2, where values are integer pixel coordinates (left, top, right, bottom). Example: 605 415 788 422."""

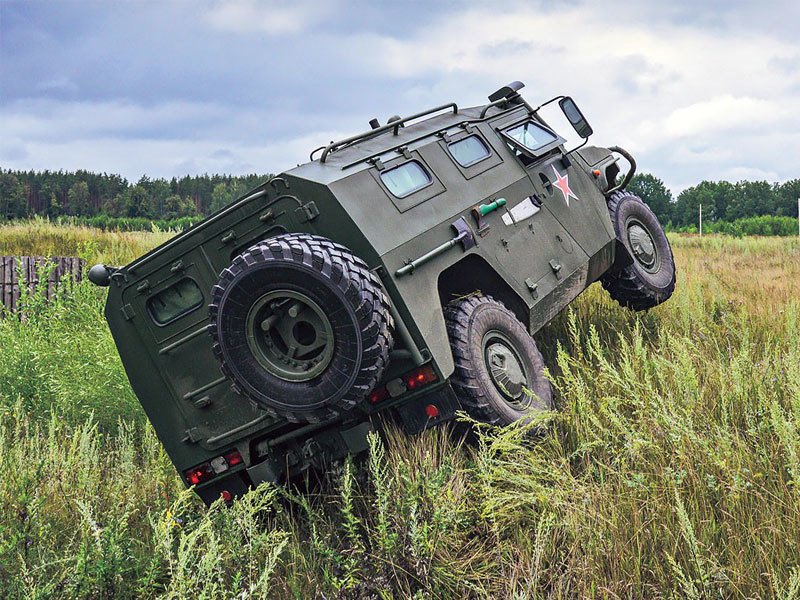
0 218 173 265
0 230 798 598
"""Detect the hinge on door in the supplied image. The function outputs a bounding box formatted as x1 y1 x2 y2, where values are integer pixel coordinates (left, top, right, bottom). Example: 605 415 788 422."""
525 278 539 299
121 304 136 320
193 396 213 409
296 201 319 222
181 428 201 443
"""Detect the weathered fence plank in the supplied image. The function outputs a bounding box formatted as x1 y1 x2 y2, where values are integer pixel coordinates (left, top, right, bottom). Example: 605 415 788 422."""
0 256 85 314
2 257 12 312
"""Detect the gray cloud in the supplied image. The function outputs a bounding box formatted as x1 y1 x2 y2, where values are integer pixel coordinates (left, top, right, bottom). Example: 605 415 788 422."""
1 0 798 193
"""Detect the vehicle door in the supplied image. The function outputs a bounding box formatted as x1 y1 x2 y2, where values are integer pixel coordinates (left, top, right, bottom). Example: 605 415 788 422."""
499 118 611 259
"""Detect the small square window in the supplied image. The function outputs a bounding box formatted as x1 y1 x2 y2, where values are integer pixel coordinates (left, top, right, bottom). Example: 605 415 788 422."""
447 135 491 167
147 278 204 325
380 161 432 198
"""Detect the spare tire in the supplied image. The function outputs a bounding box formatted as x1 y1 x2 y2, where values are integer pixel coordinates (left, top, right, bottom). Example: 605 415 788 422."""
209 233 393 423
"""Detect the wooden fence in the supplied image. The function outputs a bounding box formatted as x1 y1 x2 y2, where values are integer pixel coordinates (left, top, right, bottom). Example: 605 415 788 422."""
0 256 85 314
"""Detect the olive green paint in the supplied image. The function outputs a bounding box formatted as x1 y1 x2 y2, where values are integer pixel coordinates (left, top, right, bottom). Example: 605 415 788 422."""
94 82 647 503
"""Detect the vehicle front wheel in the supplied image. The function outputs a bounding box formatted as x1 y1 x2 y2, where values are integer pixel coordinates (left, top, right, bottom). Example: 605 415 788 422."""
445 295 553 427
601 191 676 311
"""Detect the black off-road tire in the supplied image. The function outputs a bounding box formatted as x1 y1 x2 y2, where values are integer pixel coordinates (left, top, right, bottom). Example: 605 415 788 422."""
209 233 393 423
445 295 553 427
601 191 676 311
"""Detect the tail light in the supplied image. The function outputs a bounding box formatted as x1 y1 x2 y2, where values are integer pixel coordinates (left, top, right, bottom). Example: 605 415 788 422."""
186 464 214 486
425 404 440 418
184 449 243 486
369 364 438 405
224 450 243 466
402 365 437 390
369 387 391 405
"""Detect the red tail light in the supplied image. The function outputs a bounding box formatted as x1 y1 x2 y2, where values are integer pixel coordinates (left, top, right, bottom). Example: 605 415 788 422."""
185 448 243 486
186 463 214 486
425 404 440 418
369 365 439 405
224 450 243 466
369 386 391 404
403 365 437 390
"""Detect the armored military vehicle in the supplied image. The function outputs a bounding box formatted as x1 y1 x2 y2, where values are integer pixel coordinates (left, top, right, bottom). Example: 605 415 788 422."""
90 81 675 505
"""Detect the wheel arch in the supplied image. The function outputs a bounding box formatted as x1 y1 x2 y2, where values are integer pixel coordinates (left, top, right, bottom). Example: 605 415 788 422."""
436 253 529 325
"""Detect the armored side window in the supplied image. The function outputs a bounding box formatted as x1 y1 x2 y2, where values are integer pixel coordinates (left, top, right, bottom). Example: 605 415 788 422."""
380 161 432 198
147 278 204 325
447 135 491 167
504 121 558 152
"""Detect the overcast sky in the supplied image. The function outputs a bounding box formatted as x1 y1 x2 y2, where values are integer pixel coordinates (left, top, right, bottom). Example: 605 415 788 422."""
1 0 798 193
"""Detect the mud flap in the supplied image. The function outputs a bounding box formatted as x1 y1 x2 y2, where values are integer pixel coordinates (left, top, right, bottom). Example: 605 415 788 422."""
394 385 462 435
339 421 375 455
606 238 635 277
195 471 251 506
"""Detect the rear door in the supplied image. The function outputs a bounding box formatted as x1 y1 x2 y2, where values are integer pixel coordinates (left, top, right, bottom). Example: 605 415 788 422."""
118 248 275 455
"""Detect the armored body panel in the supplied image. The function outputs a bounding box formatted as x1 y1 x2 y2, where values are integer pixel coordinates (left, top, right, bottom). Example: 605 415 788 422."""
95 82 675 505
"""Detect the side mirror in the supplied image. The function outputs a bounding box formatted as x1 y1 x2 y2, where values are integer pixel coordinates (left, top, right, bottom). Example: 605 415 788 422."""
559 97 593 139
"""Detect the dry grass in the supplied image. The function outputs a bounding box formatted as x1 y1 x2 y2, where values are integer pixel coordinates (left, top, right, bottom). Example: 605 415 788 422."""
0 218 172 265
675 235 800 313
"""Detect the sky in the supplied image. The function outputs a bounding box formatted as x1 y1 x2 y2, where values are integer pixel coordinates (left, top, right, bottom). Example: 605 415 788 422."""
1 0 798 194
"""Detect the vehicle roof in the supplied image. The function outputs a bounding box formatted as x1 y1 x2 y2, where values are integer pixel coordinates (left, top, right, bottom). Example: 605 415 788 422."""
287 103 527 185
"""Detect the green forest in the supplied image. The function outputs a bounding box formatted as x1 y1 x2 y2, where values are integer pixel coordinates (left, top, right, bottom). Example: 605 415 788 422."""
0 168 798 234
627 174 799 235
0 169 270 225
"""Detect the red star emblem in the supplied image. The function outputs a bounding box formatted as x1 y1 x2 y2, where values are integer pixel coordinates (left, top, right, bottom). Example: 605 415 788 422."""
551 165 578 207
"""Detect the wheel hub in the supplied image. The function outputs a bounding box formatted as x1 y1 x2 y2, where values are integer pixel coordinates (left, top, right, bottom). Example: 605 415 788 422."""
484 333 530 408
245 290 335 382
627 220 658 271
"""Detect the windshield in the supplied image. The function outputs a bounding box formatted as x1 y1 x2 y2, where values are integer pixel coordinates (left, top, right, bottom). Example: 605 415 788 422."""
504 121 558 152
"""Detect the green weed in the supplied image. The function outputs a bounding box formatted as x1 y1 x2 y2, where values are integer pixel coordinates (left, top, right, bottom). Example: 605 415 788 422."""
0 230 798 598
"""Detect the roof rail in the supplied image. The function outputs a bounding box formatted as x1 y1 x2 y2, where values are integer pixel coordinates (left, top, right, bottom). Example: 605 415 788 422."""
319 102 458 163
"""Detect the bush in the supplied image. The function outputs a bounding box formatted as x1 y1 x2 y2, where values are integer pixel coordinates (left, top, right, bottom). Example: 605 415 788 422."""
0 273 141 430
668 215 797 237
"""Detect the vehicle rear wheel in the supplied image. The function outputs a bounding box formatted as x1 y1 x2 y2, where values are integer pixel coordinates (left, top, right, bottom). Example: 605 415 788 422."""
445 295 553 427
601 191 676 311
209 233 393 423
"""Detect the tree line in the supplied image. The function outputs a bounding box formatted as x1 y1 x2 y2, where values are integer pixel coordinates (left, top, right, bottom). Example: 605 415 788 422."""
1 168 797 231
0 169 270 221
627 174 799 227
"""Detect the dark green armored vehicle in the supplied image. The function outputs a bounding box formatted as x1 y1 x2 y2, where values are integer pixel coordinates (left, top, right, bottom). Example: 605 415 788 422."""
90 81 675 505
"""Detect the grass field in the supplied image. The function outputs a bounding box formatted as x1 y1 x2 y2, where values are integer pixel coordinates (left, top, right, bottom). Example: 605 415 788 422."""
1 223 798 598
